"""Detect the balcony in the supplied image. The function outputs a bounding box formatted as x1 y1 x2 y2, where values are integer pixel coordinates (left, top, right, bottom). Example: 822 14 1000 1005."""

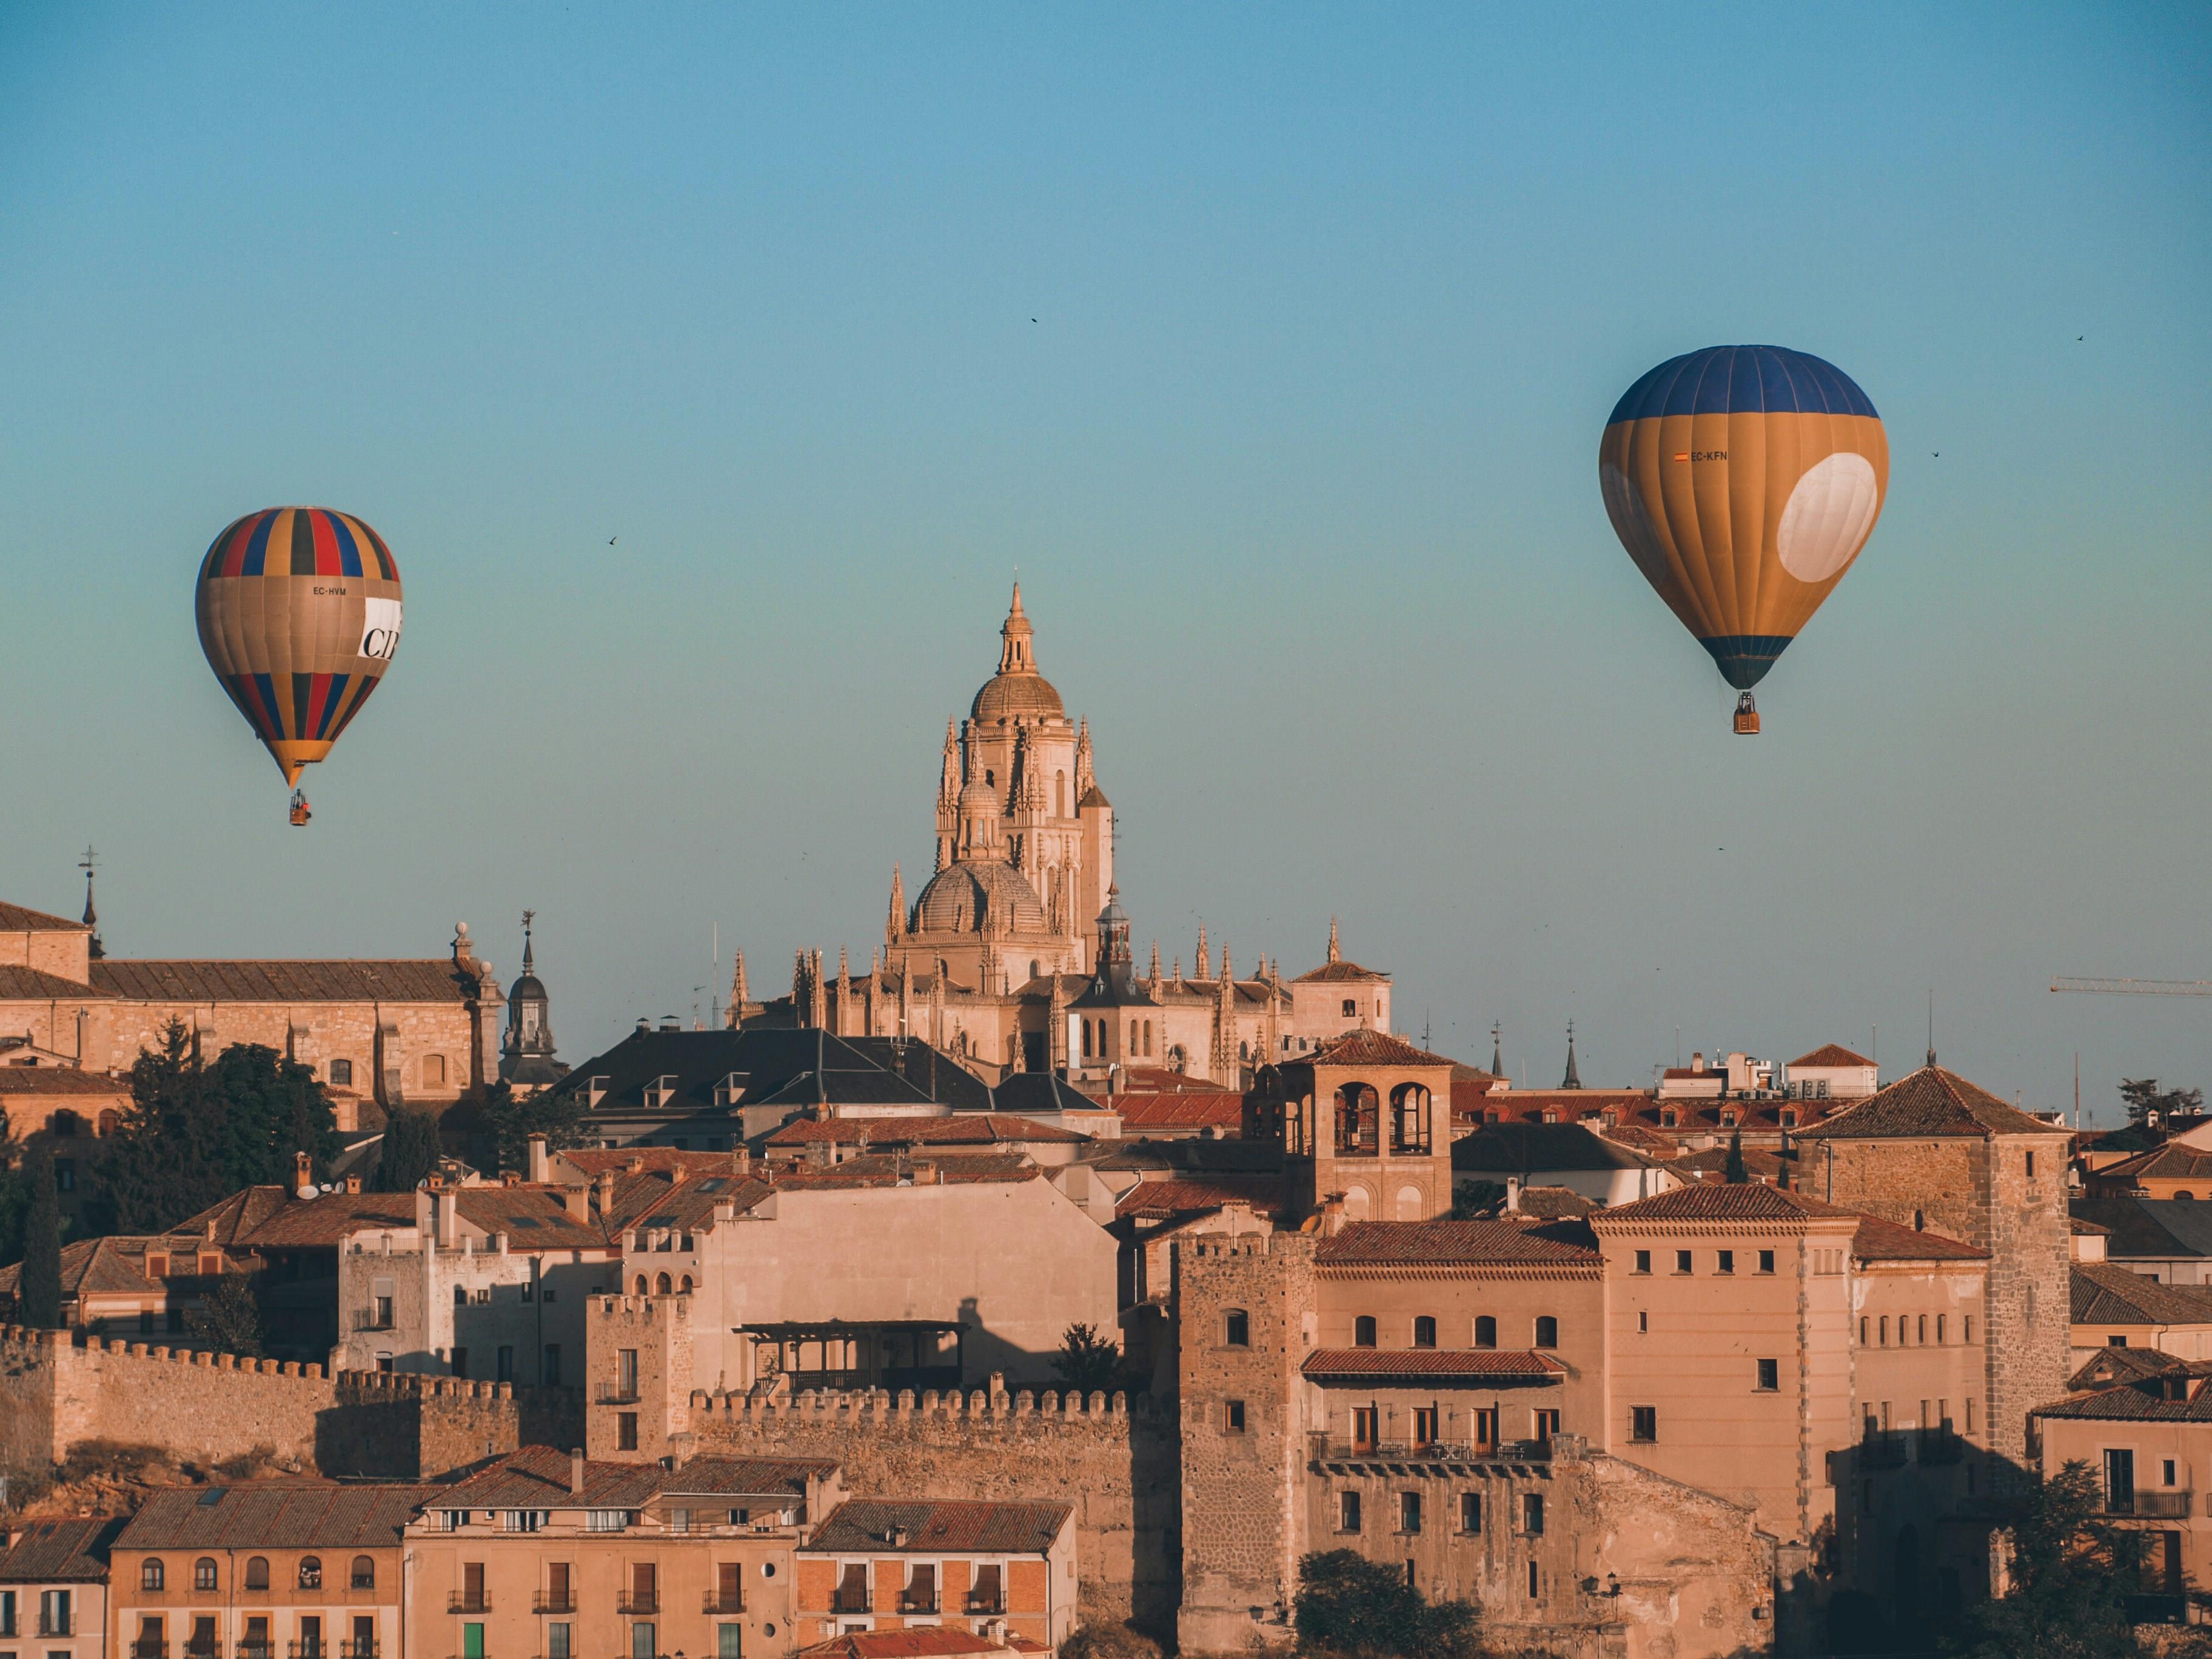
41 1615 75 1638
531 1594 575 1615
830 1589 871 1615
341 1643 379 1659
700 1593 744 1615
131 1644 169 1659
964 1593 1005 1616
290 1642 327 1659
614 1593 657 1617
897 1594 939 1615
350 1311 395 1332
595 1383 641 1406
447 1594 490 1615
2114 1490 2196 1519
237 1642 276 1659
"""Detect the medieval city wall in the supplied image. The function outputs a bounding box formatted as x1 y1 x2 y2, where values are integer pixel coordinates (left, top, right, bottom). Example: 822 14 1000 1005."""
685 1384 1181 1637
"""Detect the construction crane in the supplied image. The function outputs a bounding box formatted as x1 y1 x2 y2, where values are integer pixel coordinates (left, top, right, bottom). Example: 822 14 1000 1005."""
2051 978 2212 997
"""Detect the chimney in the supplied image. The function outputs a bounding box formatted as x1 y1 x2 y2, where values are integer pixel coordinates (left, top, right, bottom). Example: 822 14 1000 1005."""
1691 1051 1705 1073
528 1133 550 1183
570 1448 586 1495
560 1185 590 1222
293 1150 315 1198
1504 1175 1522 1213
344 1175 361 1195
635 1017 651 1034
888 1524 910 1548
625 1155 645 1176
594 1169 615 1213
437 1183 458 1242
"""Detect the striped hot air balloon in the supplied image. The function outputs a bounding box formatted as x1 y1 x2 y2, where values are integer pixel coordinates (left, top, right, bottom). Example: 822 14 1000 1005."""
1600 345 1888 732
195 507 401 819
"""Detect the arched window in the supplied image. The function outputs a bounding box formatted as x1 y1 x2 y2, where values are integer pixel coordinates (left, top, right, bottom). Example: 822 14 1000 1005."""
98 1108 121 1136
350 1557 375 1590
329 1058 353 1087
244 1557 269 1590
1239 1041 1250 1061
454 1285 467 1306
1389 1084 1432 1154
1879 1316 1889 1346
1534 1316 1558 1349
298 1558 321 1590
2180 1191 2198 1201
195 1558 219 1590
1333 1085 1379 1156
1354 1316 1376 1348
655 1273 673 1295
679 1275 694 1293
1129 1021 1139 1053
1473 1316 1496 1349
1056 771 1066 817
1412 1316 1436 1349
633 1274 648 1296
1143 1021 1152 1056
1082 1021 1093 1059
142 1560 165 1591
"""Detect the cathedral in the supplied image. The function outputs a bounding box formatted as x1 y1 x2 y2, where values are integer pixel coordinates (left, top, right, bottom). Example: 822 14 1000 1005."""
729 586 1395 1088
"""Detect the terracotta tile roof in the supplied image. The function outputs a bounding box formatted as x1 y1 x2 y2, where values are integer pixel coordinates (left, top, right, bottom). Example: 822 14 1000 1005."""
0 901 90 933
115 1484 437 1550
1595 1123 1678 1156
1114 1067 1227 1093
90 959 474 1004
1107 1094 1246 1133
450 1187 612 1248
1299 1030 1454 1068
438 1446 833 1510
1116 1176 1283 1220
1597 1184 1856 1224
0 965 96 998
2071 1216 2114 1236
1292 959 1389 984
0 1517 122 1582
796 1632 1039 1658
806 1497 1071 1556
2097 1144 2212 1183
1848 1213 1988 1262
2033 1371 2212 1422
765 1113 1089 1148
2071 1262 2212 1327
1300 1348 1566 1379
0 1069 129 1095
1510 1186 1600 1219
0 1232 244 1299
772 1153 1041 1191
1797 1066 2057 1140
1316 1219 1601 1270
186 1187 418 1250
1789 1044 1874 1068
557 1147 742 1177
1672 1145 1792 1183
2068 1347 2188 1392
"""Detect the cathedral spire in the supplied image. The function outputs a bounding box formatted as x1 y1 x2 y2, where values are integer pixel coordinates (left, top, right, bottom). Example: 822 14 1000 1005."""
1074 717 1095 799
1491 1021 1502 1078
726 950 748 1027
887 863 905 947
79 844 102 960
1149 940 1161 984
1561 1021 1583 1090
1196 925 1210 983
997 582 1036 675
520 909 536 976
1327 916 1340 965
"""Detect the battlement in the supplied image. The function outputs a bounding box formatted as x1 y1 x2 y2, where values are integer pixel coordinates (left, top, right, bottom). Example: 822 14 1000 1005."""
0 1322 329 1378
335 1369 581 1406
686 1384 1145 1423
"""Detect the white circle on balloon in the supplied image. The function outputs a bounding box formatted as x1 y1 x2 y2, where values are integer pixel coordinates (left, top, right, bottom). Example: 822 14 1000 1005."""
1776 451 1881 584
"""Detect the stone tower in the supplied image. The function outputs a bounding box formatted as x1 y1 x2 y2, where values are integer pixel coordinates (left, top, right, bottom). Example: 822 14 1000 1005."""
498 911 564 1091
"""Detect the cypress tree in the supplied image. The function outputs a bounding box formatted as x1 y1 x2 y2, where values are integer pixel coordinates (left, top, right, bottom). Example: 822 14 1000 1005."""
19 1141 64 1327
1723 1128 1749 1184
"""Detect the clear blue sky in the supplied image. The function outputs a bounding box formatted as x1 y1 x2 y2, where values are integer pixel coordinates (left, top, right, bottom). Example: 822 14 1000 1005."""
4 4 2207 1120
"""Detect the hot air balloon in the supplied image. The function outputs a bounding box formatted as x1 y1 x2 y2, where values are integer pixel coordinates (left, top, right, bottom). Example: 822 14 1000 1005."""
195 507 402 823
1599 346 1888 733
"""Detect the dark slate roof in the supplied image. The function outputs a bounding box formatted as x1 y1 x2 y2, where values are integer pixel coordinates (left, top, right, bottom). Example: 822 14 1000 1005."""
554 1027 991 1118
2071 1264 2212 1327
806 1498 1070 1556
2097 1144 2212 1183
0 1517 122 1582
0 901 89 932
1451 1122 1663 1175
1316 1219 1601 1270
2072 1199 2212 1261
115 1484 436 1550
1797 1065 2058 1140
988 1071 1107 1118
1300 1349 1565 1380
91 960 474 1003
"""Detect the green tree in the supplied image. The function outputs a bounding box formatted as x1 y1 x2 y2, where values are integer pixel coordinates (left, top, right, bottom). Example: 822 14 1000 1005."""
2119 1078 2204 1130
100 1021 340 1232
371 1105 444 1193
18 1141 64 1327
476 1080 588 1177
185 1272 264 1359
1949 1460 2142 1659
1449 1179 1505 1219
1724 1129 1749 1183
1293 1549 1481 1658
1050 1322 1122 1394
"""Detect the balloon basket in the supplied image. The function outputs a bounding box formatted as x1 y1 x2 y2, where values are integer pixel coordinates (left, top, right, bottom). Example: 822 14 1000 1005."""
1733 694 1761 736
289 790 313 827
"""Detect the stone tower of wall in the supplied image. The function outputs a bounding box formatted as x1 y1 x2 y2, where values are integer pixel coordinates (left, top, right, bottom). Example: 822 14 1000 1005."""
1173 1230 1315 1655
585 1293 694 1460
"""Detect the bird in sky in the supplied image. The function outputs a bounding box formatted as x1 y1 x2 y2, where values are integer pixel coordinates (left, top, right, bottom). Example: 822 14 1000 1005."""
608 537 617 546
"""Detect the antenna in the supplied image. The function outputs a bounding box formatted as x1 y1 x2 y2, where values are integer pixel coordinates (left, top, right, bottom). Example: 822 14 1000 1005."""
2074 1051 2081 1131
1926 991 1935 1068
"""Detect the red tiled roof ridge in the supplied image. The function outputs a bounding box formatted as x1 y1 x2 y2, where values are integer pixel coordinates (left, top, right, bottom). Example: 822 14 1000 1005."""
1790 1043 1875 1068
0 900 91 932
1798 1065 2057 1141
1299 1030 1455 1068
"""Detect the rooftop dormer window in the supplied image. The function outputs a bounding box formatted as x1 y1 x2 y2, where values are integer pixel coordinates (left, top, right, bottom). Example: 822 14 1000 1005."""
643 1076 678 1111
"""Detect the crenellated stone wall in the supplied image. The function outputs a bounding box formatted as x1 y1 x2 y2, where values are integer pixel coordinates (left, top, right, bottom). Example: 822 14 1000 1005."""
683 1382 1180 1637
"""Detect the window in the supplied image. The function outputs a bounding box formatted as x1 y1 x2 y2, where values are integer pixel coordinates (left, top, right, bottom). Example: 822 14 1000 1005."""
1717 1250 1735 1275
548 1626 572 1659
1352 1407 1379 1452
298 1559 321 1590
1756 1359 1780 1392
497 1346 514 1383
1632 1406 1657 1443
1532 1408 1560 1443
1936 1315 1946 1344
618 1348 639 1396
350 1558 375 1590
1342 999 1356 1017
1879 1317 1888 1347
1632 1248 1651 1275
423 1054 447 1087
1412 1316 1436 1349
544 1345 561 1386
1459 1492 1482 1534
1522 1493 1544 1536
1528 1560 1541 1598
1859 1316 1868 1344
55 1159 75 1191
1339 1490 1362 1532
1758 1250 1775 1274
2105 1448 2136 1515
1224 1310 1250 1347
1354 1316 1376 1349
451 1347 468 1379
1674 1250 1692 1275
244 1557 269 1590
717 1626 741 1659
142 1561 165 1592
195 1559 218 1591
1963 1315 1974 1343
630 1626 655 1659
2026 1150 2036 1179
1399 1492 1422 1534
1534 1316 1558 1349
330 1058 353 1086
618 1412 638 1452
1224 1400 1246 1433
2165 1459 2179 1487
588 1512 633 1532
501 1511 546 1533
1412 1407 1438 1448
1473 1316 1496 1349
1637 1310 1648 1333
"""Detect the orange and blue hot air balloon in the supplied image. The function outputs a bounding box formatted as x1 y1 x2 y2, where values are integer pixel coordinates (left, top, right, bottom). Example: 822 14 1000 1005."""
194 507 403 823
1600 346 1888 732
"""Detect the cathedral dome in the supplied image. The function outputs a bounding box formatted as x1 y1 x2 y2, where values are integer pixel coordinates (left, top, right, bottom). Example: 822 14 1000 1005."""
970 581 1066 724
914 860 1048 936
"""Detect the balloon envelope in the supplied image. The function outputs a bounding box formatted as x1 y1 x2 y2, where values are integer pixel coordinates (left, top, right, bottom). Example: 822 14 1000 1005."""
1600 345 1887 690
195 507 403 786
